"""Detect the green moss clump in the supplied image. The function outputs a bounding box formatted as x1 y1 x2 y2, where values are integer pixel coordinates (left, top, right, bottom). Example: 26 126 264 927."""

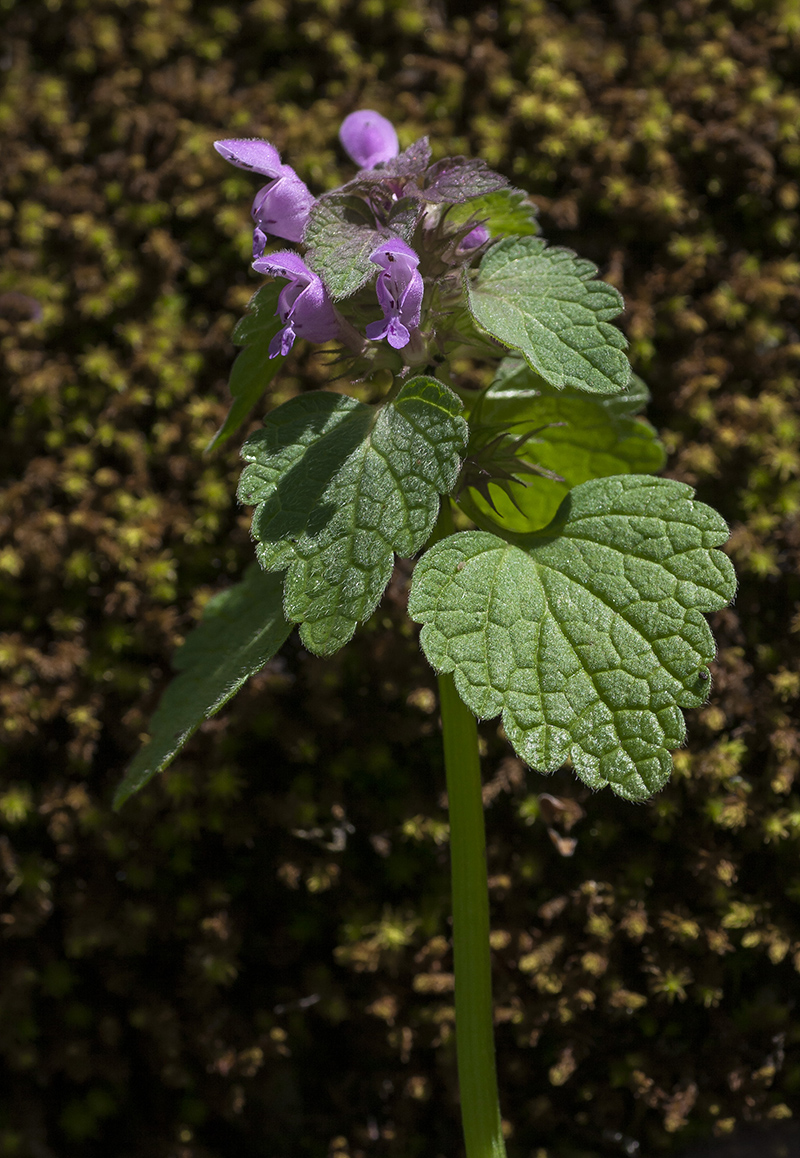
2 0 800 1154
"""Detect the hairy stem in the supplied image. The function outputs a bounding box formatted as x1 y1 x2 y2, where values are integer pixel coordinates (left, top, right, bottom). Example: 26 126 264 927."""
438 675 507 1156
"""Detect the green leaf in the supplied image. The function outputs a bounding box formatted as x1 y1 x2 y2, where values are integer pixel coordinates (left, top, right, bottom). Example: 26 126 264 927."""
447 188 540 239
461 359 665 532
238 376 468 656
206 284 284 452
304 195 386 300
114 566 292 809
467 237 630 395
409 475 736 802
488 355 646 414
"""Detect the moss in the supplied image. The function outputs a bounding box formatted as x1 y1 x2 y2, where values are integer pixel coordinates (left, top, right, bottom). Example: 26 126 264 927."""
2 0 800 1155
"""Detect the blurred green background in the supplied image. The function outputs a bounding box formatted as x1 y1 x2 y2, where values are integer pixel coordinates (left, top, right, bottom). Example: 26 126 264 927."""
2 0 800 1155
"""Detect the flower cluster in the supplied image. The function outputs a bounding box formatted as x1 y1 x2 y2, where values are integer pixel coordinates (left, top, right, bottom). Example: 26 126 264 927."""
214 110 510 363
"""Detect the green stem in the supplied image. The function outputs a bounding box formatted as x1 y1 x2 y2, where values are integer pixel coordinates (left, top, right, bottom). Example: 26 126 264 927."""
439 671 507 1158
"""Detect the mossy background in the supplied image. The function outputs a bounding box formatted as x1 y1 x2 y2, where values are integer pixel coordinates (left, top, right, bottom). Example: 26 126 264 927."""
2 0 800 1155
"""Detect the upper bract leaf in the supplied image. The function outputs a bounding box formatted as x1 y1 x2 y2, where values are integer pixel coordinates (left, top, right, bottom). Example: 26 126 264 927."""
467 237 630 395
421 157 508 203
346 137 432 184
409 475 736 802
114 566 292 808
206 283 285 452
238 377 468 656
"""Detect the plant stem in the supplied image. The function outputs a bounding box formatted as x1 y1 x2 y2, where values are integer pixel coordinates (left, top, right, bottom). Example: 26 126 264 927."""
438 669 507 1158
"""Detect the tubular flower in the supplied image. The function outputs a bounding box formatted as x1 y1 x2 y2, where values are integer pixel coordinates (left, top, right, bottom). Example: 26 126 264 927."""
338 110 399 170
457 223 491 253
252 251 340 358
365 239 423 350
213 139 315 254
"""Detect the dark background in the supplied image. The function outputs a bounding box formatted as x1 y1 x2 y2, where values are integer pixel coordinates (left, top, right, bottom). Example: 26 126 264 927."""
2 0 800 1155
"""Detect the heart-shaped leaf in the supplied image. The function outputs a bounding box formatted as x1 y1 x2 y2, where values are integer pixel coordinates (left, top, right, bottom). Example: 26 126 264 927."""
409 475 736 802
304 195 386 300
467 237 630 395
239 376 468 655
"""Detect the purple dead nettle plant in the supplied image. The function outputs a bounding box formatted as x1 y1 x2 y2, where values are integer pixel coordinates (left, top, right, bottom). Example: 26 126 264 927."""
121 110 737 1158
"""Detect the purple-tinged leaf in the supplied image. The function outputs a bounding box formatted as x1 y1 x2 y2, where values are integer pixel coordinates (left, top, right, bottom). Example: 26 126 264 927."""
421 157 508 204
342 137 433 191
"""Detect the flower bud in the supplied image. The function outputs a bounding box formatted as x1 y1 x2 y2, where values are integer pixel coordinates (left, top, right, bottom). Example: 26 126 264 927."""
339 111 399 170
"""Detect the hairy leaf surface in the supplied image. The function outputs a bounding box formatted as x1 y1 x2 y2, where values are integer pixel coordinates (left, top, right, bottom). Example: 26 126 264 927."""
239 377 467 656
115 566 292 808
410 476 736 801
347 137 433 184
421 157 508 203
206 284 283 451
462 360 664 532
467 237 630 395
305 195 387 300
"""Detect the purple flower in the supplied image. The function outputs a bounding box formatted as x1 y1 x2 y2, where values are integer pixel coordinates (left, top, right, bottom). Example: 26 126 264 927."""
213 139 315 254
457 223 491 253
252 251 340 358
339 111 399 170
365 239 423 351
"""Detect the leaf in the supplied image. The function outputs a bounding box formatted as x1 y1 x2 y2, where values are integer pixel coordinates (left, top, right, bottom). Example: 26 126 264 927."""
387 195 422 237
206 284 284 452
305 195 385 300
421 157 508 203
238 376 468 656
461 359 665 532
467 237 630 395
114 566 292 809
409 475 736 802
345 137 433 186
447 187 540 239
489 355 646 415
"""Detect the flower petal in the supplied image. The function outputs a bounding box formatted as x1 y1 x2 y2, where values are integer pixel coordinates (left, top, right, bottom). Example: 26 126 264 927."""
269 321 297 359
251 173 315 243
290 280 340 343
458 223 491 252
252 226 268 260
339 110 399 169
213 138 285 177
369 237 420 271
253 250 314 282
